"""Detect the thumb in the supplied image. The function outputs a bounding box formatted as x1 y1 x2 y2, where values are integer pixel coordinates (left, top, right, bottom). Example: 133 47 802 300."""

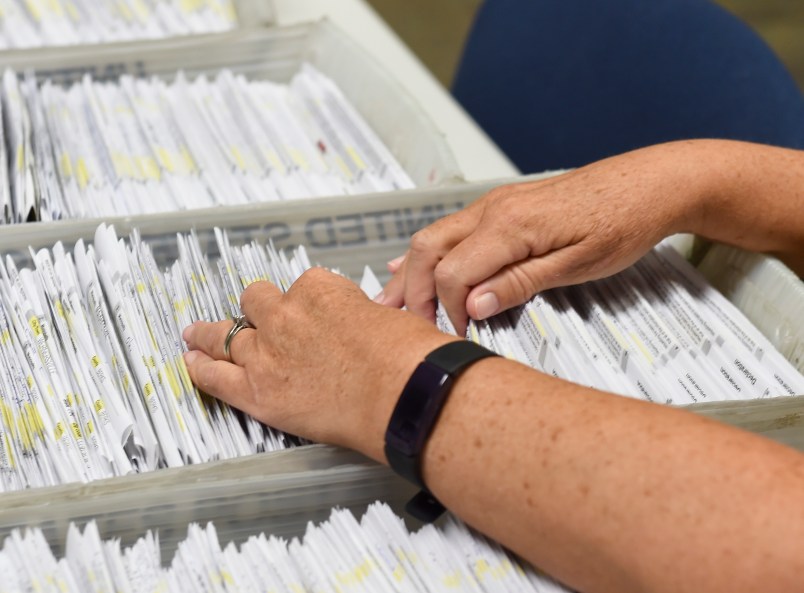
465 245 596 320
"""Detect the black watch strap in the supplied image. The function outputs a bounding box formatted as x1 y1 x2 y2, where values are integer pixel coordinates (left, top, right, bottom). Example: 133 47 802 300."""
384 340 498 522
425 340 499 375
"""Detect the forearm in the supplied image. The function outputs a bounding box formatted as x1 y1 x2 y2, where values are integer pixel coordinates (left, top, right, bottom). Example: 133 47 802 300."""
678 140 804 275
355 329 804 593
415 358 804 593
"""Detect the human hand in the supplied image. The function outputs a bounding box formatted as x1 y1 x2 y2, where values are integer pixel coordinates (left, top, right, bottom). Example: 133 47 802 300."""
379 142 707 333
181 268 455 462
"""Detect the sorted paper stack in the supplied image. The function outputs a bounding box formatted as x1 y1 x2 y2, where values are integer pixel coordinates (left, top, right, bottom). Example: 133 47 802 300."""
447 244 804 405
0 0 238 49
0 63 414 223
1 223 802 494
0 502 569 593
174 225 803 414
0 224 313 492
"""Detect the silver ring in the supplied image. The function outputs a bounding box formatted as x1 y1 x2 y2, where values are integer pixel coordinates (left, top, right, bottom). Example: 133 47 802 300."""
223 314 254 362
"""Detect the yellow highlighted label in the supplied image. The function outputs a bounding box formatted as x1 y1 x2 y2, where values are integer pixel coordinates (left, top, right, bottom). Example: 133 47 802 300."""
230 146 247 171
45 0 64 16
180 0 205 12
29 316 43 337
112 153 135 179
336 559 376 586
442 572 462 588
132 0 149 19
76 158 90 190
288 148 309 170
528 310 547 338
603 318 627 348
1 402 12 427
264 150 285 174
24 0 42 21
116 0 133 21
630 333 654 365
334 156 352 179
180 146 197 172
474 559 490 580
18 416 33 452
392 565 405 582
25 403 45 436
59 153 73 178
137 156 161 181
65 1 79 20
346 146 367 170
166 365 182 398
156 147 175 173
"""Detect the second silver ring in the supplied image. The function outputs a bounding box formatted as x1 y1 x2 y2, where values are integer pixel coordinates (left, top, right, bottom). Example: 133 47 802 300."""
223 314 254 362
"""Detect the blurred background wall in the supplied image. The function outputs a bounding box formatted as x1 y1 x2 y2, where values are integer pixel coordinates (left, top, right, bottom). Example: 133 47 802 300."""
365 0 804 92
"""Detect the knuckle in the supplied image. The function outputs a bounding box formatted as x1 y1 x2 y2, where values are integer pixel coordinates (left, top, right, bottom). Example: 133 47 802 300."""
433 259 459 288
287 269 314 294
409 228 435 255
305 266 330 280
294 267 347 304
296 266 330 288
480 186 504 203
483 184 517 204
240 281 266 310
496 196 526 224
506 265 538 303
479 197 522 232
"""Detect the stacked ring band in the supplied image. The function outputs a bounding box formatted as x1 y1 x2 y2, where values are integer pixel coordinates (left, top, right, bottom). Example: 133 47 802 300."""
223 315 254 361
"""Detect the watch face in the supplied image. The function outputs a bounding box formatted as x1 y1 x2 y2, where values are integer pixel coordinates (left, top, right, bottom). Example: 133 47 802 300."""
385 360 452 456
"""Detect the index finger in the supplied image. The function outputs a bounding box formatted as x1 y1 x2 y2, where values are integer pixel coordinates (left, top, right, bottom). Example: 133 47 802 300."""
434 217 533 330
401 201 485 320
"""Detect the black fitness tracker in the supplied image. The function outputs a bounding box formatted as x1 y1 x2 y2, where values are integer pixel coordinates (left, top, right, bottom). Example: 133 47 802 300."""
384 340 499 522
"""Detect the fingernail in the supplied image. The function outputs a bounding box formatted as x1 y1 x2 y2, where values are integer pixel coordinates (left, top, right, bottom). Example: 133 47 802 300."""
182 324 195 342
183 350 199 365
373 290 386 305
474 292 500 319
387 255 405 272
